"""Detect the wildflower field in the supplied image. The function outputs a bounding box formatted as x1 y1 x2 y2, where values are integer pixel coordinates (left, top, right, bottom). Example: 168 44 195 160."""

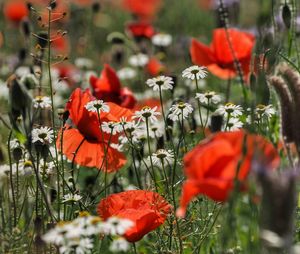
0 0 300 253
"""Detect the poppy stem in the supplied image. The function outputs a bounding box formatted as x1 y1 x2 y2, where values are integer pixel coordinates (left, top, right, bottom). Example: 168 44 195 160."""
47 7 61 221
132 242 137 254
194 76 204 130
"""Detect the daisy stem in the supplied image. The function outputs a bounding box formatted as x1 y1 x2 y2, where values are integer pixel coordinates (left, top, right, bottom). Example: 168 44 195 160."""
130 143 142 189
96 109 109 197
194 76 205 134
204 100 210 129
145 118 158 192
7 130 17 228
161 160 170 197
132 242 137 254
159 87 175 151
121 126 154 180
47 7 61 220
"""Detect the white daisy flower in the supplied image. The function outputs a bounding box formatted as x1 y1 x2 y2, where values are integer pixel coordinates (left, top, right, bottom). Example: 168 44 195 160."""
146 76 174 91
215 103 243 118
40 161 56 175
129 53 149 67
151 149 174 166
10 139 23 150
85 100 110 113
117 67 137 80
168 102 193 122
151 33 172 47
74 57 93 69
196 91 221 105
31 126 54 144
226 118 243 131
101 122 120 135
133 106 161 124
110 238 130 253
62 193 82 203
256 104 275 118
182 65 208 80
33 96 52 109
101 217 134 236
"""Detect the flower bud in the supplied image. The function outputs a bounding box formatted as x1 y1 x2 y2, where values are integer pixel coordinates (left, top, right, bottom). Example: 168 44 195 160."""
282 3 291 29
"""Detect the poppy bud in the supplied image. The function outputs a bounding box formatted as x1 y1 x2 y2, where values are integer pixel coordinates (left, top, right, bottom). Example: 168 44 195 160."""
249 73 256 92
92 2 101 13
37 32 48 48
49 0 57 10
156 136 164 150
34 216 43 233
112 49 124 65
21 19 30 37
7 75 32 121
50 188 57 203
282 3 291 29
26 2 33 11
12 147 23 161
210 114 223 133
18 48 27 62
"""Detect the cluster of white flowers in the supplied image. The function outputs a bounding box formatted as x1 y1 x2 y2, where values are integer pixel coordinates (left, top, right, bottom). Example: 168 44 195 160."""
43 214 133 254
31 126 54 144
33 96 52 109
152 33 172 47
196 91 221 105
117 67 136 80
85 100 110 113
62 193 83 203
129 53 149 67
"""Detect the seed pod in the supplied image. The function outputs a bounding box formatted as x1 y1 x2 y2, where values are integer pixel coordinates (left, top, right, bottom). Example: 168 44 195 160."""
282 3 292 29
278 64 300 146
107 32 125 44
269 76 295 143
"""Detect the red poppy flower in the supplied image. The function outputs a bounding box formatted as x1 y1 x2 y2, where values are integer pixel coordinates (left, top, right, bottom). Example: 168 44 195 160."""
4 1 28 23
89 64 136 109
126 22 155 39
97 190 172 242
177 130 280 217
57 88 133 172
146 57 166 76
190 28 255 80
54 63 78 87
51 35 70 54
122 0 162 20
